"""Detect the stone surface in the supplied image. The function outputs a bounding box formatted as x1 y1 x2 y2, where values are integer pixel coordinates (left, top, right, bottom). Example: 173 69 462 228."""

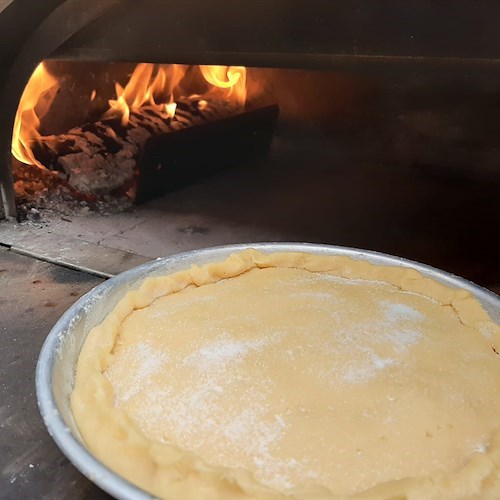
0 248 110 499
8 133 500 291
0 224 151 278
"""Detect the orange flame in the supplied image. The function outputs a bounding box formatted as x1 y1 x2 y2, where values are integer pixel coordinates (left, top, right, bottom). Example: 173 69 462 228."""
12 62 248 168
105 64 247 126
11 62 59 168
103 64 186 126
199 65 247 107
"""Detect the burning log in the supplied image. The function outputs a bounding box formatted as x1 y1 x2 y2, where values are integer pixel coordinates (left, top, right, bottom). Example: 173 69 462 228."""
136 103 279 203
29 97 278 203
31 96 219 197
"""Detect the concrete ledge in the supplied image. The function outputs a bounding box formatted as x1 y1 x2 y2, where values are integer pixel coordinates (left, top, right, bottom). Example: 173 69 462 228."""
0 223 151 278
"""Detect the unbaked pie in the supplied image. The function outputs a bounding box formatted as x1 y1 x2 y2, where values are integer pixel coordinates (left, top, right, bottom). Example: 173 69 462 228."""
72 250 500 498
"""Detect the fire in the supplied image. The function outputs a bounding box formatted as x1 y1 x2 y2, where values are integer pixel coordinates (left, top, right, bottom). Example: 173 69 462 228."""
103 64 187 126
104 64 246 127
12 62 247 167
11 62 59 168
199 65 246 107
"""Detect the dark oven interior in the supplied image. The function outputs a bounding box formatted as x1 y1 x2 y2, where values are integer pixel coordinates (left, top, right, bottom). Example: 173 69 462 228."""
1 0 499 291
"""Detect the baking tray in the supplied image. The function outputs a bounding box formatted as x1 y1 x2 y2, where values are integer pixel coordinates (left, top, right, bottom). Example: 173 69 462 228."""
35 243 500 500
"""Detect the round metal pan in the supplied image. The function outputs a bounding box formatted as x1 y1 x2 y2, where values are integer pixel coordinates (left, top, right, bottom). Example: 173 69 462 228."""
35 243 500 500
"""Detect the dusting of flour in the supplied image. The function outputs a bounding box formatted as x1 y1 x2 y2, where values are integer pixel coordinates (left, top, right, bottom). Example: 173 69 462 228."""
104 267 452 494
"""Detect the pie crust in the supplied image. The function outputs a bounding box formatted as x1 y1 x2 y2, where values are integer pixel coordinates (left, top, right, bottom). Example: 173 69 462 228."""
71 250 500 499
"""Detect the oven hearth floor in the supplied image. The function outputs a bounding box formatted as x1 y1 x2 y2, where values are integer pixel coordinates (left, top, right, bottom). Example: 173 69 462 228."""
1 133 499 291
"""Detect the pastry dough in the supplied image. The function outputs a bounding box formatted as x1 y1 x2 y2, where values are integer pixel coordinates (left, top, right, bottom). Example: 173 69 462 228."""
71 250 500 499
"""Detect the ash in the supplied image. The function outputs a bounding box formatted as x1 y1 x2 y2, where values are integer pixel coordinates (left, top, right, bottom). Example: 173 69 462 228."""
13 160 133 222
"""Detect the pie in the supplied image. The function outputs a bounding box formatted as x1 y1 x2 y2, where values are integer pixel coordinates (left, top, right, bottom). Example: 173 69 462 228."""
71 250 500 498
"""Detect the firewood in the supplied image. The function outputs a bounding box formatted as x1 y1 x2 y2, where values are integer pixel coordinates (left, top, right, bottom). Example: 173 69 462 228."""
31 97 239 197
23 98 277 206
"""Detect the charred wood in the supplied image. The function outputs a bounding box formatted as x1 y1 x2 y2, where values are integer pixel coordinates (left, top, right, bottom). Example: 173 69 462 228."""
32 96 242 198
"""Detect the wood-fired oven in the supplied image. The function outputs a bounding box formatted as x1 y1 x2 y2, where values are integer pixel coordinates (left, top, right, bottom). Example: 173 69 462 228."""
0 0 499 289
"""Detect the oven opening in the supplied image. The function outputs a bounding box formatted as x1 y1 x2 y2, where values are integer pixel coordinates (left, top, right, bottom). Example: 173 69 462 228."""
6 60 500 290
